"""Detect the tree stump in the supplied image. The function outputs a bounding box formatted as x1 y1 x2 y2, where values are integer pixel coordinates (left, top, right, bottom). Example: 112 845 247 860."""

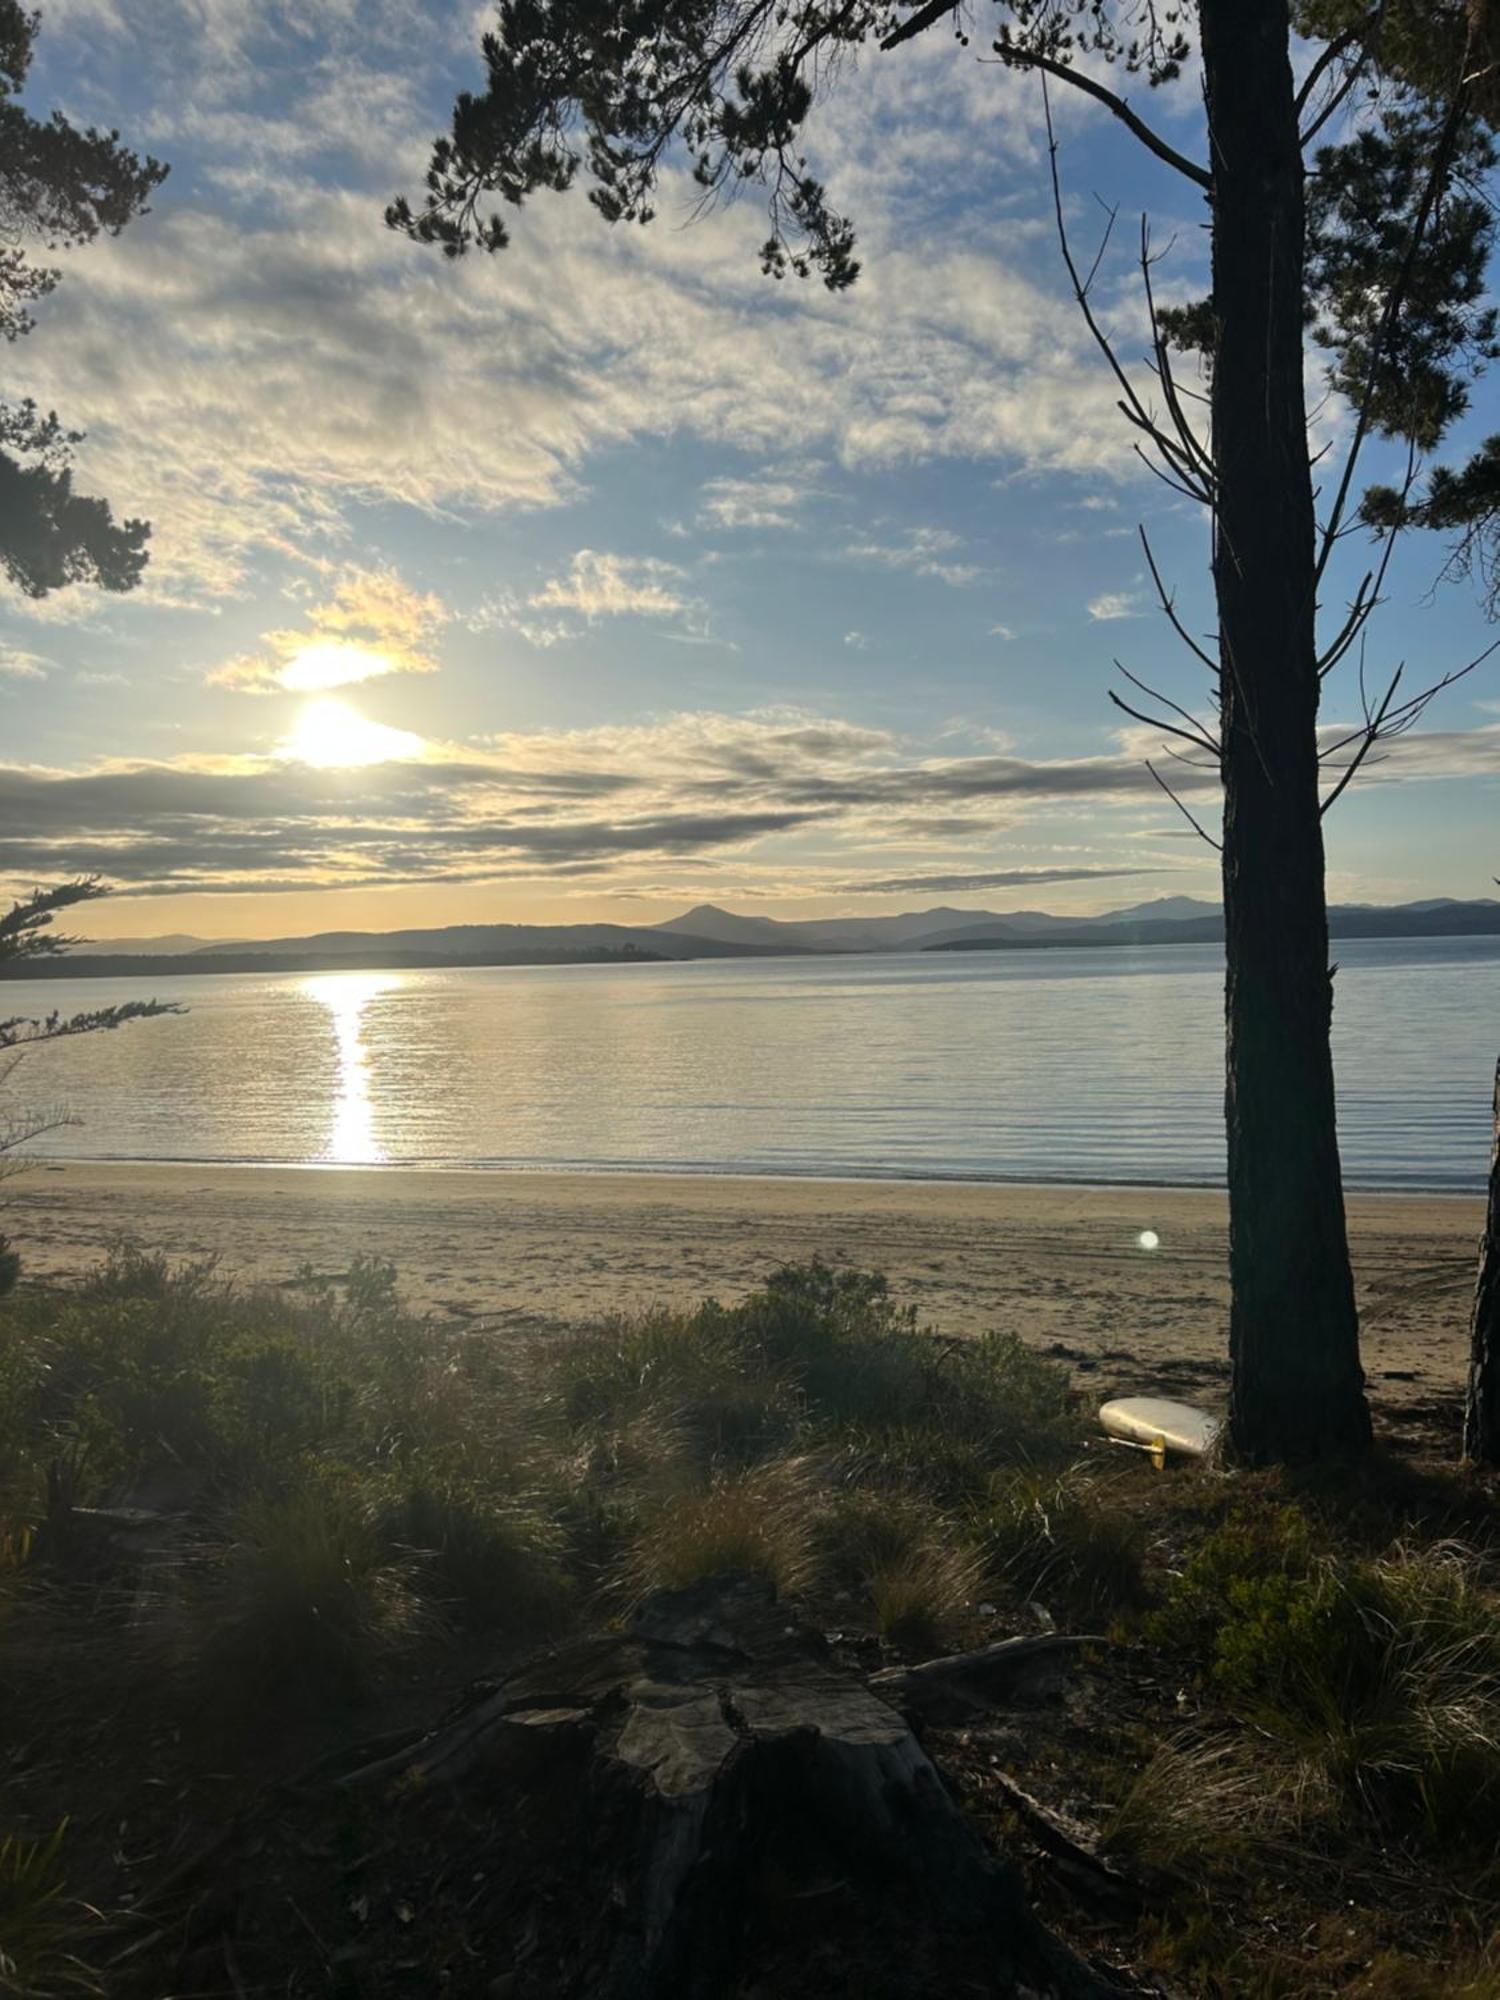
154 1577 1126 1997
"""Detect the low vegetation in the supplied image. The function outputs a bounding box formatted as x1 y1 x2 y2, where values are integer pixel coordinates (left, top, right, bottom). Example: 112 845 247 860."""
1 1246 1496 1994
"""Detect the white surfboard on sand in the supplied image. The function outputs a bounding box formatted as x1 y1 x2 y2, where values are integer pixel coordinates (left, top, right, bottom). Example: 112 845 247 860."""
1099 1396 1221 1461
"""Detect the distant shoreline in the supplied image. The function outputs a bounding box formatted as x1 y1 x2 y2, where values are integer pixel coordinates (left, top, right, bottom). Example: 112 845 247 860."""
19 1152 1490 1197
7 914 1500 983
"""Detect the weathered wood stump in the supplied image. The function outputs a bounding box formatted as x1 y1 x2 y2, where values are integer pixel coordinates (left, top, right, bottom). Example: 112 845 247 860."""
152 1577 1126 1997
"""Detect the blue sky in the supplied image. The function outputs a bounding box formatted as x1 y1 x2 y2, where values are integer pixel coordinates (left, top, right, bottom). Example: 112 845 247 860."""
3 0 1498 939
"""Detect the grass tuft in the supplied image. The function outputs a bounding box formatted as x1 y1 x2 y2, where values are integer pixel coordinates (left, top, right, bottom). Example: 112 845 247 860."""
977 1468 1149 1621
629 1461 819 1600
0 1822 99 1998
189 1482 422 1706
378 1477 572 1638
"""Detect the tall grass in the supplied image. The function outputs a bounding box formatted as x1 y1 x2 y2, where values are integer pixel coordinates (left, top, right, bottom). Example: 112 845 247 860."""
1148 1507 1500 1845
0 1824 98 1999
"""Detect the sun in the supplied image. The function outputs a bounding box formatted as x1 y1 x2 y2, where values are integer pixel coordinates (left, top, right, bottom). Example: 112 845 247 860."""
284 697 423 768
280 640 398 694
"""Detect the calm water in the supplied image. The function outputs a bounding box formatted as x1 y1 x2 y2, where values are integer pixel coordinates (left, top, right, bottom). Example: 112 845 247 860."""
7 937 1499 1189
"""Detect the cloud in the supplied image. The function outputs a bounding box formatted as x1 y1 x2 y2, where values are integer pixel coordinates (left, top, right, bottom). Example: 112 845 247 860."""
989 623 1016 641
833 866 1175 894
1088 590 1145 622
212 567 446 693
0 18 1152 607
6 707 1494 905
842 525 984 587
844 631 869 649
530 551 688 620
698 469 822 531
0 649 49 679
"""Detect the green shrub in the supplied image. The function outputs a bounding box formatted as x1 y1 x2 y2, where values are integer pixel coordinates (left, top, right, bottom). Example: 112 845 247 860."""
1146 1503 1316 1654
1151 1513 1500 1842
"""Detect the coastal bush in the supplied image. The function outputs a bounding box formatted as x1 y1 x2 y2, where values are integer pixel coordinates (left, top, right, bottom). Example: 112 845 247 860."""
977 1469 1149 1622
555 1263 1082 1484
1150 1512 1500 1842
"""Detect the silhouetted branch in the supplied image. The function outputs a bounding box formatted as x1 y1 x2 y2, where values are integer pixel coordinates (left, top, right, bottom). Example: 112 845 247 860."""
1318 635 1500 813
995 47 1210 190
1139 218 1215 489
1315 68 1475 585
879 0 961 52
1318 443 1418 678
1108 662 1221 757
1145 760 1221 850
1139 528 1219 675
1040 79 1213 509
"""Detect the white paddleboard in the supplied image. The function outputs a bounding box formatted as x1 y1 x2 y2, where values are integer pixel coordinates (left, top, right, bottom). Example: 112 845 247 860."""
1099 1396 1221 1460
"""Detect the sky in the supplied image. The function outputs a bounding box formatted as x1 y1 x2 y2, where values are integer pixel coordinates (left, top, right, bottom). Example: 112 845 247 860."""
3 0 1499 941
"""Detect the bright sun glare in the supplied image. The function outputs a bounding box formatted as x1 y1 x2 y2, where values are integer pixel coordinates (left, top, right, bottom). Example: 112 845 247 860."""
285 697 422 768
280 640 397 694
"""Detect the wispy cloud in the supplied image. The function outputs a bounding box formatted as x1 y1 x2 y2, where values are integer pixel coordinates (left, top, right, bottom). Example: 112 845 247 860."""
1088 590 1145 622
698 469 821 531
842 524 984 587
530 550 687 620
0 648 50 679
6 707 1494 906
834 865 1174 895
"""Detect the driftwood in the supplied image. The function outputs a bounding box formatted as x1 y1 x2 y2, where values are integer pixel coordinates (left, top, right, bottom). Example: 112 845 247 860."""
145 1576 1126 1998
1465 1056 1500 1462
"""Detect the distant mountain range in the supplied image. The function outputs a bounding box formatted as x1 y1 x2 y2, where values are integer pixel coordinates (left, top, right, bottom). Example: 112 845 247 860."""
19 894 1500 980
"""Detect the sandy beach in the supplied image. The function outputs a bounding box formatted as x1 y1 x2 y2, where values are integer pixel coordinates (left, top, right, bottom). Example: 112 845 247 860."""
5 1162 1483 1430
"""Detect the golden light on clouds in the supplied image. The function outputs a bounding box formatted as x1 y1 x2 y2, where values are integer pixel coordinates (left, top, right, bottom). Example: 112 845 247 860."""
283 697 424 768
214 567 445 695
280 640 401 693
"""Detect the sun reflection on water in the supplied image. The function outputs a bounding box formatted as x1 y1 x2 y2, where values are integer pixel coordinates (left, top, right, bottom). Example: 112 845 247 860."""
302 973 397 1164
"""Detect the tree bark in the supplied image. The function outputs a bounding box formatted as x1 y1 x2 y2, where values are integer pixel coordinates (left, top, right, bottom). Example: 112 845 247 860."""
1464 1058 1500 1462
1200 0 1372 1464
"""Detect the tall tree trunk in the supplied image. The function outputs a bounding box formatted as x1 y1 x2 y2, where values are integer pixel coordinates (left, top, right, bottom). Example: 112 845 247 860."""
1200 0 1371 1463
1464 1058 1500 1463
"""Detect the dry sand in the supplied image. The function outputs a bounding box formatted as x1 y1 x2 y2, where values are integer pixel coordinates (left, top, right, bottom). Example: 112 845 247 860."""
5 1163 1484 1432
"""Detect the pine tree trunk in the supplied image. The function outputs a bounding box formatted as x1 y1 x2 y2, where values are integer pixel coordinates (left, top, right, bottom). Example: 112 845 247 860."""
1199 0 1371 1463
1463 1059 1500 1462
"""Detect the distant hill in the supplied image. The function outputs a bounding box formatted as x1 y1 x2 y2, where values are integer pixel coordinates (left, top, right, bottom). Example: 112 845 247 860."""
10 894 1498 983
190 920 799 964
928 899 1500 952
71 933 243 956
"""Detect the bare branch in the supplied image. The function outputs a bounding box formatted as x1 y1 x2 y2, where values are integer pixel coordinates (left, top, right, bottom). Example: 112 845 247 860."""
879 0 962 54
1110 661 1222 756
1146 759 1222 850
995 47 1211 191
1139 527 1219 675
1315 74 1475 586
